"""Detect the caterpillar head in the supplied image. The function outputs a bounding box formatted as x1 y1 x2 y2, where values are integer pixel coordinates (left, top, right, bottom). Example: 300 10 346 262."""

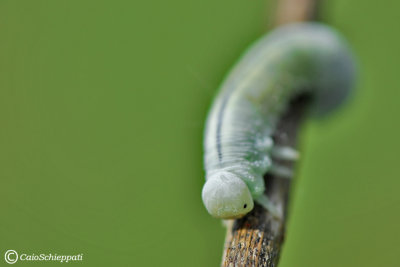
202 171 254 219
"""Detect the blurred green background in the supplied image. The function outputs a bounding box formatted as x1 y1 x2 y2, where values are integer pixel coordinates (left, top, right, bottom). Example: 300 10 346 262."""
0 0 399 266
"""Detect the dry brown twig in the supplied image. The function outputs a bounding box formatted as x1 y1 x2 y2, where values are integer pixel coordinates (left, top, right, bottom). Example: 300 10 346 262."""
221 1 321 266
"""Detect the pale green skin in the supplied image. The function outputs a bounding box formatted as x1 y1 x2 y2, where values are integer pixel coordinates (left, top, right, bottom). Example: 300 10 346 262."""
202 23 355 219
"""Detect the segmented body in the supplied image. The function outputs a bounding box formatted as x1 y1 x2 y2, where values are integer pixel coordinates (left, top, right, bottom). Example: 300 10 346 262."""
203 23 355 203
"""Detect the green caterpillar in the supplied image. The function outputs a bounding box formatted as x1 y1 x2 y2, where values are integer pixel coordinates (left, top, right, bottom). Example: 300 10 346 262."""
202 22 356 219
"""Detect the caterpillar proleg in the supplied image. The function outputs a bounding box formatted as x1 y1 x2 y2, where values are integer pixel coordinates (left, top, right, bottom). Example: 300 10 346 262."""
202 23 356 219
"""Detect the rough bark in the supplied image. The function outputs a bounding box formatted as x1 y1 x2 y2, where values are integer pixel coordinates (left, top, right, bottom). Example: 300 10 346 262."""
221 1 321 266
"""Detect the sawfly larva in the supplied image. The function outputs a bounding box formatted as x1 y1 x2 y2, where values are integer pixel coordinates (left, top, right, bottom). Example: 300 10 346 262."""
202 22 356 219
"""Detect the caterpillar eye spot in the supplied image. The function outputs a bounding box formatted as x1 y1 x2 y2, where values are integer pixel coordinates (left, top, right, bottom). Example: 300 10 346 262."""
243 204 247 209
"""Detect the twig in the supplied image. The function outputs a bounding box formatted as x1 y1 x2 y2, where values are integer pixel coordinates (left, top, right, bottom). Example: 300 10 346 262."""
274 0 322 25
221 1 321 266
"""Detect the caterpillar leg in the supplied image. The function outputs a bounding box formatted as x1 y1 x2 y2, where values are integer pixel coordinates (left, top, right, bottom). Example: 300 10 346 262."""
270 164 293 178
222 219 233 228
271 146 299 161
255 194 282 220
